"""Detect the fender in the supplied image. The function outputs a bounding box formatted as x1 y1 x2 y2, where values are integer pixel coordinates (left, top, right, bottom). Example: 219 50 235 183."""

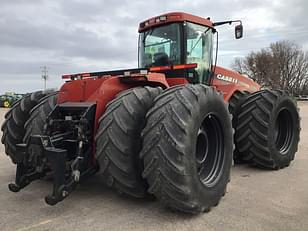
58 73 170 135
212 66 260 101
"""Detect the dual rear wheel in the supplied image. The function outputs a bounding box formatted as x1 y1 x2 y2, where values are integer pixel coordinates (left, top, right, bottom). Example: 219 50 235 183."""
96 84 233 213
1 90 57 163
141 85 233 213
233 90 300 169
96 86 300 214
95 87 162 198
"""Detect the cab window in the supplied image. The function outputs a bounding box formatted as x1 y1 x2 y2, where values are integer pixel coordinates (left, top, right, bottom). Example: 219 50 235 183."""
186 22 213 83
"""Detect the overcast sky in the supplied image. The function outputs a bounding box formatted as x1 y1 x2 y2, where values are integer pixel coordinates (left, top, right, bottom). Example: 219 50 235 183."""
0 0 307 94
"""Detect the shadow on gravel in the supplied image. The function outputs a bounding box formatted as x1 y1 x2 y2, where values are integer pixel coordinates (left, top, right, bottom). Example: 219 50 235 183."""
3 162 291 222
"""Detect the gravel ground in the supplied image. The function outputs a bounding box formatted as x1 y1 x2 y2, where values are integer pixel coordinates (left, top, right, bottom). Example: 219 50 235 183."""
0 103 307 231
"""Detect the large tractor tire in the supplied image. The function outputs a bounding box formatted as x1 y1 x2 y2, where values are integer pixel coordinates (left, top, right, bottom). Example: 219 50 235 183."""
228 91 249 164
1 90 55 163
141 84 233 214
229 91 249 120
23 92 58 143
95 87 162 198
235 90 300 169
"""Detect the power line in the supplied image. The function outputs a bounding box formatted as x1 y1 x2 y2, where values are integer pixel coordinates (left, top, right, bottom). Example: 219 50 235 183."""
40 66 49 90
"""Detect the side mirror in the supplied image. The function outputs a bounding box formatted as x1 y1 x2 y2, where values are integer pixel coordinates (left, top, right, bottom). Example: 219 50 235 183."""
235 24 243 39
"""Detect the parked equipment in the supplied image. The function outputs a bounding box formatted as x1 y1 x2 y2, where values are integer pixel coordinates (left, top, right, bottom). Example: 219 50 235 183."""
0 94 23 108
1 12 300 214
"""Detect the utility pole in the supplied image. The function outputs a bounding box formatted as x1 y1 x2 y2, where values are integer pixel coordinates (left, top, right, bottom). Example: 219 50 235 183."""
40 66 49 90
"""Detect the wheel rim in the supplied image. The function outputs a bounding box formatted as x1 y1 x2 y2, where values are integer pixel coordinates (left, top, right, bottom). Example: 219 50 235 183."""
274 108 294 154
196 113 225 187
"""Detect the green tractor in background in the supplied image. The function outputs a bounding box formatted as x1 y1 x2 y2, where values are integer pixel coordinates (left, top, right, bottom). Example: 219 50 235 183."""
0 94 24 108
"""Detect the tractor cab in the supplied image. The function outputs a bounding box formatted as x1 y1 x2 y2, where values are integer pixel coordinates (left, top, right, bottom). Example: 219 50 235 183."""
138 12 242 84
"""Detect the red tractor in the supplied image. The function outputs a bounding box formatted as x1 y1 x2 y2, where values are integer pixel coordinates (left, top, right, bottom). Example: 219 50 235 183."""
1 12 300 214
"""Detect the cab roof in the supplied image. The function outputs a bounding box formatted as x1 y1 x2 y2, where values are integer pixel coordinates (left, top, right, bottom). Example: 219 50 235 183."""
138 12 214 32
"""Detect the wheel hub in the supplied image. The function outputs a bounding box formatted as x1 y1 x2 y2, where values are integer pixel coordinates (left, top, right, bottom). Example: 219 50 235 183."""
195 114 225 187
274 108 294 154
196 129 209 165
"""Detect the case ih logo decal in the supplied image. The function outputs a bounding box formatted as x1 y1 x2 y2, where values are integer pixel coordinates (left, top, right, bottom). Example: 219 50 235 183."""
216 74 238 84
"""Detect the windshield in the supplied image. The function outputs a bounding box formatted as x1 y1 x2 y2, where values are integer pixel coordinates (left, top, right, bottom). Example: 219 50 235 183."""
139 23 181 68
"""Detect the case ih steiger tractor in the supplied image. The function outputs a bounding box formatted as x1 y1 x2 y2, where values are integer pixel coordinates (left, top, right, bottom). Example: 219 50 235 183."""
1 12 300 214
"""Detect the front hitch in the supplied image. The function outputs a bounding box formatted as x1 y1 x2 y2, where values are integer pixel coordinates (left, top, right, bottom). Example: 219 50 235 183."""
8 135 97 206
8 102 98 205
8 135 69 205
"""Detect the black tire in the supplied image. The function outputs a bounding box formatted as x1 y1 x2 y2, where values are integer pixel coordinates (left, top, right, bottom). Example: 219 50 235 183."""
1 90 54 163
229 91 249 119
228 91 249 164
23 92 58 143
95 87 162 198
141 84 233 214
235 90 300 169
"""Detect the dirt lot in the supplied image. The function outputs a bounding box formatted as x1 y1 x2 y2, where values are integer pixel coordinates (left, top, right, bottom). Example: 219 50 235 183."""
0 103 308 231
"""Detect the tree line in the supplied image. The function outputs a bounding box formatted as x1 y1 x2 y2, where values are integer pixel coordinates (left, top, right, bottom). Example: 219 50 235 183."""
232 40 308 96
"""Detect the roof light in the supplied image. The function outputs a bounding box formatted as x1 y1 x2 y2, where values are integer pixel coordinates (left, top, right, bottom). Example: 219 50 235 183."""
159 16 167 21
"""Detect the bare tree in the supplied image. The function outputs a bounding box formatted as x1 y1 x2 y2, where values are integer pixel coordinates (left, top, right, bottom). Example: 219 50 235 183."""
231 40 308 95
